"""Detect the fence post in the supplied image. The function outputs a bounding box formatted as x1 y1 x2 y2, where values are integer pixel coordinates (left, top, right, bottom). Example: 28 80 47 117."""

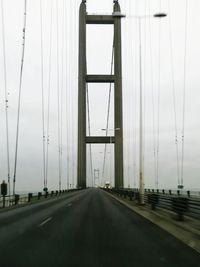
15 194 20 205
28 193 32 202
38 192 42 200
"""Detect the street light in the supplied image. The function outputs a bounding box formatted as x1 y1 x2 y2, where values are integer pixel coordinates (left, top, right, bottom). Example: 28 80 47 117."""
101 128 120 187
130 12 167 205
154 13 167 18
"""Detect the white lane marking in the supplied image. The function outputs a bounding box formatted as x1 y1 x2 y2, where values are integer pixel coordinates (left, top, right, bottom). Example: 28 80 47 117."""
38 217 52 227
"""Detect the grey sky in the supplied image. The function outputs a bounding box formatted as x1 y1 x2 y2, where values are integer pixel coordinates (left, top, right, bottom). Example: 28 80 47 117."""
0 0 199 193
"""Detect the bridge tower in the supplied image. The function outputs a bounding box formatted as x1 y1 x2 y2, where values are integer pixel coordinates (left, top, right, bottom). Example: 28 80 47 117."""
77 0 124 188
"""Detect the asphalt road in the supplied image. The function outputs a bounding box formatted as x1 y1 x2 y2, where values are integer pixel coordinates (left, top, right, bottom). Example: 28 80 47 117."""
0 188 199 267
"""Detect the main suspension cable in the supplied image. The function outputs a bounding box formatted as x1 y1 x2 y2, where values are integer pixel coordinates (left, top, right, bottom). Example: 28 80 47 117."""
68 0 73 188
65 0 70 189
59 0 65 190
13 0 27 195
132 0 139 188
148 0 157 186
56 0 61 191
45 0 53 190
181 0 188 187
155 0 162 189
127 0 132 188
101 43 114 185
40 0 46 191
71 0 78 188
86 82 94 187
168 0 180 186
1 0 11 196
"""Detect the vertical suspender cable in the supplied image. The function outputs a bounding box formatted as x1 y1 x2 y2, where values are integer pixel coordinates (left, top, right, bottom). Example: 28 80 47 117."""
67 0 72 188
123 0 127 187
168 0 180 186
1 0 11 197
71 0 75 188
72 0 79 188
60 0 65 190
45 0 53 190
13 0 27 195
74 0 78 187
142 0 147 185
133 0 139 188
155 0 162 189
70 0 74 188
127 0 132 188
125 0 131 188
40 0 46 190
68 0 72 188
148 0 157 185
56 0 61 191
181 0 188 187
65 0 70 189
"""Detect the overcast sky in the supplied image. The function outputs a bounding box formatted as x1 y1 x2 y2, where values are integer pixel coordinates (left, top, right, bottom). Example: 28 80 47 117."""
0 0 200 194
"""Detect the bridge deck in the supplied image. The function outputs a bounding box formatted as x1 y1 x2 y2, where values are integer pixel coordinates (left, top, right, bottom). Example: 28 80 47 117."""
0 189 199 267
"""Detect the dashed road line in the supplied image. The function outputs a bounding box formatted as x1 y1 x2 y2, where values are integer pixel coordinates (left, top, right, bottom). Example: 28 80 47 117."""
38 217 52 227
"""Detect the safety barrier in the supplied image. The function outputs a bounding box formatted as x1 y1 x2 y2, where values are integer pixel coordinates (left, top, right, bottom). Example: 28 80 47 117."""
0 188 81 209
103 188 200 221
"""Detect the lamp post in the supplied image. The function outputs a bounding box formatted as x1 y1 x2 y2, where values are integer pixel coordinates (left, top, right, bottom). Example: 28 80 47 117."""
101 128 120 187
130 12 167 205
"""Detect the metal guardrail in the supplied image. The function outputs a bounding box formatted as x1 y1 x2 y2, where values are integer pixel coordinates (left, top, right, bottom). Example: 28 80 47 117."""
103 188 200 221
0 189 81 209
145 188 200 198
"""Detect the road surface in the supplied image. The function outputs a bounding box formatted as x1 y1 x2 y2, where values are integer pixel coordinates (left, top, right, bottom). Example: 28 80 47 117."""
0 188 199 267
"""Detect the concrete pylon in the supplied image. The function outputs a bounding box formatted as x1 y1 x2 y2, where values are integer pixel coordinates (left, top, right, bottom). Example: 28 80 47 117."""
77 1 124 189
77 2 86 189
113 2 124 188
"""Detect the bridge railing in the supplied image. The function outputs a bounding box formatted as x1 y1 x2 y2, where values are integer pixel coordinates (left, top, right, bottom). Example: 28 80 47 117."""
145 188 200 198
103 188 200 221
0 189 81 209
144 193 200 220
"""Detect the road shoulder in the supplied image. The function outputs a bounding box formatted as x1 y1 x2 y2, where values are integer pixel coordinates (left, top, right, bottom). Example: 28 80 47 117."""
103 190 200 254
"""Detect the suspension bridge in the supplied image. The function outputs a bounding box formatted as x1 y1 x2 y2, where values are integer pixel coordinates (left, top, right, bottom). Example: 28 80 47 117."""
0 0 199 266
